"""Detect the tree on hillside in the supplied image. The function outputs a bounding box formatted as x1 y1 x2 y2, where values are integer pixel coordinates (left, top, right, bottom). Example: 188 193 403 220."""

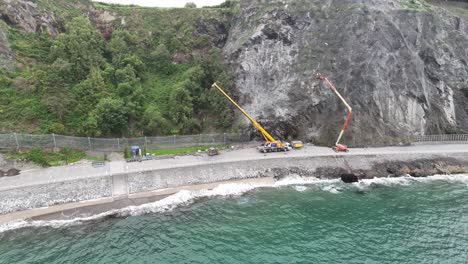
114 62 145 122
115 64 139 85
90 97 128 136
184 65 205 96
169 86 193 132
142 106 171 135
121 55 145 76
108 29 138 67
150 43 172 74
40 59 74 121
184 2 197 8
72 67 107 117
49 16 105 82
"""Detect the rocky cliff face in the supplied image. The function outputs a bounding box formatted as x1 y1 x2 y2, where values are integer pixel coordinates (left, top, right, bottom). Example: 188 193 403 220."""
0 0 121 70
0 0 63 37
224 0 468 145
0 0 120 40
0 21 15 72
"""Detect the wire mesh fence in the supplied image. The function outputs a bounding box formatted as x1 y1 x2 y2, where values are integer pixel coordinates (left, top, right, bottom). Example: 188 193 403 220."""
0 133 252 152
1 133 466 151
413 134 468 144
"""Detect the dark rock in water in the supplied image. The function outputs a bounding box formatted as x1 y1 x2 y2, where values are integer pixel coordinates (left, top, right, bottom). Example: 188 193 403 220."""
0 168 20 177
341 173 359 183
104 212 120 219
6 168 20 176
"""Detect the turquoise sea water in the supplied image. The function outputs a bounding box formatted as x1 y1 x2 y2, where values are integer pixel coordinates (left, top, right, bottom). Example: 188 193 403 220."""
0 175 467 264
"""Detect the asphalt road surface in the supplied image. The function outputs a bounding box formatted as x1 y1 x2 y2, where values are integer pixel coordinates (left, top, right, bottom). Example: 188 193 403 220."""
1 143 467 191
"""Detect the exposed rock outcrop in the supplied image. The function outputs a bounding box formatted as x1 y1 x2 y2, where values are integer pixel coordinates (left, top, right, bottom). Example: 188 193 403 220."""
0 21 15 72
89 9 117 39
0 168 20 177
0 0 62 37
224 0 468 145
0 0 121 40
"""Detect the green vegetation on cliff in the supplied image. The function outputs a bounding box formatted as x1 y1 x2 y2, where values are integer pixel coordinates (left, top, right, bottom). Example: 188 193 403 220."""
0 0 237 137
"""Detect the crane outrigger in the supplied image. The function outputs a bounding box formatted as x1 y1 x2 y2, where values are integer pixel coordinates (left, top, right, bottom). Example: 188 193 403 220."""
212 83 302 152
316 74 353 152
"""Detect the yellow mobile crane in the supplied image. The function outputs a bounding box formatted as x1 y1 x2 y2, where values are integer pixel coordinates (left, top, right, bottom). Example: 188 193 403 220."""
212 83 302 152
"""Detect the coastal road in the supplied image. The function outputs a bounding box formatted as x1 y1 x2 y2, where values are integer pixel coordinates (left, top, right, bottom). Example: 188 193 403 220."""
1 143 467 191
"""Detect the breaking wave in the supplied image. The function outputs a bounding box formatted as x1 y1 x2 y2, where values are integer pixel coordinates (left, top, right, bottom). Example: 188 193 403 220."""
353 173 468 190
0 174 466 233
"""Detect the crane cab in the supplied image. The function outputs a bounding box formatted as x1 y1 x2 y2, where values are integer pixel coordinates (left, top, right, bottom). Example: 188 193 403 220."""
332 144 349 152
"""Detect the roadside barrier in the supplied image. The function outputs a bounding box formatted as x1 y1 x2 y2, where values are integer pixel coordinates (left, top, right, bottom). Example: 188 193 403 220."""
1 133 466 151
0 132 251 151
413 134 468 144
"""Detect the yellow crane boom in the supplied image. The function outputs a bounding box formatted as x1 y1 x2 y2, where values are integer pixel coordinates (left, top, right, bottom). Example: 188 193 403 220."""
211 83 277 143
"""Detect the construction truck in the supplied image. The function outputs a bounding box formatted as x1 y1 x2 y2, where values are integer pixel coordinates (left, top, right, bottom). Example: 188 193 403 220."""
291 141 304 149
316 74 353 152
257 141 291 153
212 83 301 153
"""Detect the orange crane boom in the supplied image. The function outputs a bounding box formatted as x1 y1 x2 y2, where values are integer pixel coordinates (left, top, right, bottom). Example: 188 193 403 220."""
316 74 353 152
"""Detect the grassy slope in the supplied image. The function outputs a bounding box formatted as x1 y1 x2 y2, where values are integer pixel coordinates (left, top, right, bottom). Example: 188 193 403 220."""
426 0 468 19
148 144 229 156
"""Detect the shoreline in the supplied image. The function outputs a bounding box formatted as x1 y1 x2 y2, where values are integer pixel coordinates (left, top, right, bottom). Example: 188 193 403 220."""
0 177 275 225
1 173 468 231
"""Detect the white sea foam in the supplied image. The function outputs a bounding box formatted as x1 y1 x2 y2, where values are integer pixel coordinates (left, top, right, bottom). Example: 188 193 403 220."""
293 186 308 192
322 185 342 193
412 174 468 184
1 174 466 233
353 174 468 190
274 175 339 187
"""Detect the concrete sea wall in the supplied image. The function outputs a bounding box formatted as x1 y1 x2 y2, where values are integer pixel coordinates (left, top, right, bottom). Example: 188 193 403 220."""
1 151 468 215
0 177 111 214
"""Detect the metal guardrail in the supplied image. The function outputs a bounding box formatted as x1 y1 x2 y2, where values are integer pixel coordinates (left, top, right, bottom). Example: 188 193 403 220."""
0 132 251 151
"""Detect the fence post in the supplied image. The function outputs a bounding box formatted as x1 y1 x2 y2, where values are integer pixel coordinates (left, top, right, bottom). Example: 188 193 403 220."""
52 133 57 152
144 136 147 152
117 138 120 150
224 133 226 144
173 135 176 145
88 137 92 150
14 133 19 150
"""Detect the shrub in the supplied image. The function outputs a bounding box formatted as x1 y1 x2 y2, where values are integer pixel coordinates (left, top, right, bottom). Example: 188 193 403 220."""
26 147 49 167
58 147 84 164
48 122 66 134
123 146 131 158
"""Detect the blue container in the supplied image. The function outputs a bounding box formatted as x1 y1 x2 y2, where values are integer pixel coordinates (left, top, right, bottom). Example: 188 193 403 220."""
131 146 140 156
